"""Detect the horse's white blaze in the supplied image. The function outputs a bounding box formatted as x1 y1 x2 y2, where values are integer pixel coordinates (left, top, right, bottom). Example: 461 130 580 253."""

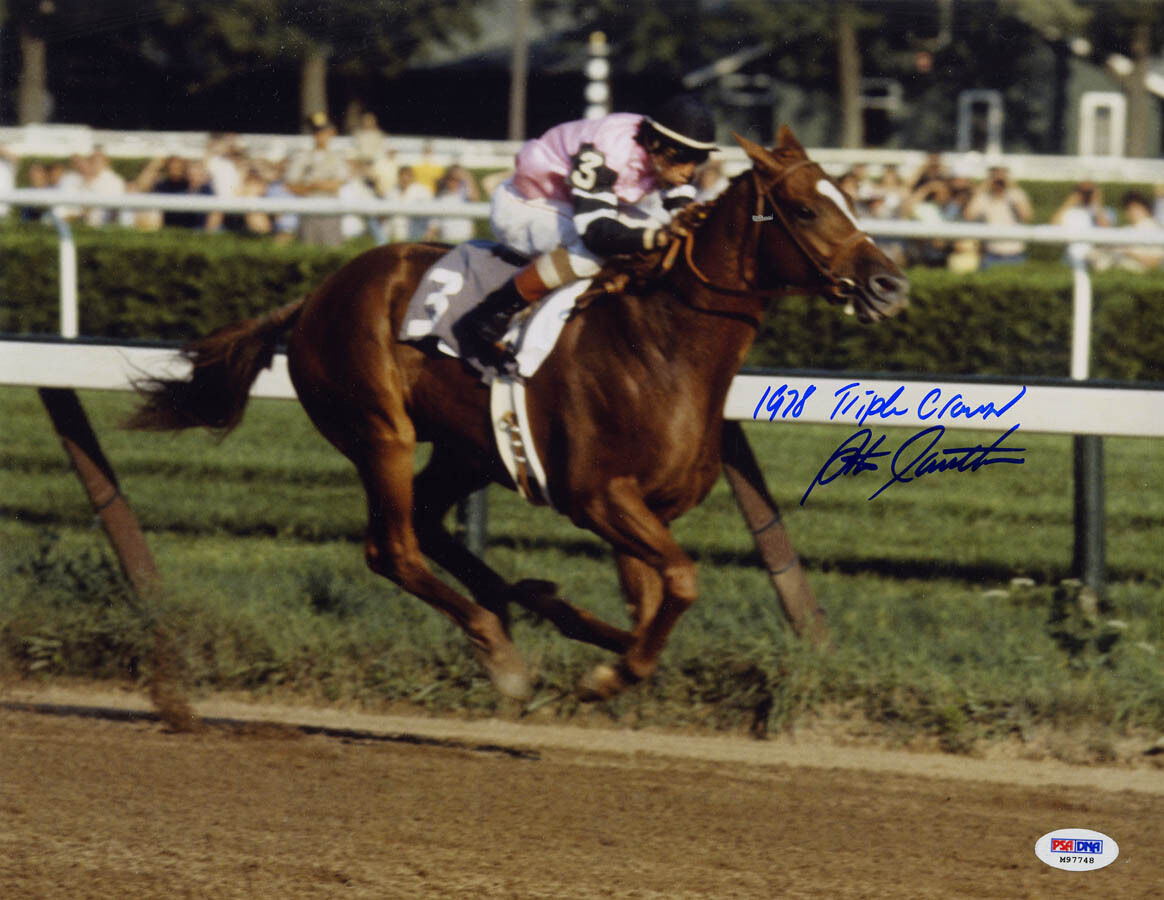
815 178 861 229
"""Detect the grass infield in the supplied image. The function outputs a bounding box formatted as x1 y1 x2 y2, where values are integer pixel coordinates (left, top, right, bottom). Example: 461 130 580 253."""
1 385 1161 755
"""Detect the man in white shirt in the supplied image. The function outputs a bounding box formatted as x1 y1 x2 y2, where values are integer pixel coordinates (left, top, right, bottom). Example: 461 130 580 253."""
338 160 378 241
286 113 348 246
52 154 89 222
388 166 435 242
205 133 243 200
963 166 1033 268
84 148 126 227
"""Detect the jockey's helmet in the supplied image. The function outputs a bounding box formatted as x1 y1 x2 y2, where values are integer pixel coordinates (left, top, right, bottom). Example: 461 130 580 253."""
642 95 717 164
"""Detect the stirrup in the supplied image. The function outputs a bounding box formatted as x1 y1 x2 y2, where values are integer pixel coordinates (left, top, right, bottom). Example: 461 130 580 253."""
457 322 519 375
482 338 520 375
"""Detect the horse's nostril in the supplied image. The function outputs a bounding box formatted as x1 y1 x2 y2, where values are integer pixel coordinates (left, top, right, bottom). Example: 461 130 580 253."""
871 274 909 302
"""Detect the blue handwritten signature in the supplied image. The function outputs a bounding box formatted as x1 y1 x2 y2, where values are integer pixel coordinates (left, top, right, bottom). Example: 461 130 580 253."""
800 424 1027 505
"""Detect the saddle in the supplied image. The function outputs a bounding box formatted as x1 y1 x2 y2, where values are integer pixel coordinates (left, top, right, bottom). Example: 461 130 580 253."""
399 240 595 382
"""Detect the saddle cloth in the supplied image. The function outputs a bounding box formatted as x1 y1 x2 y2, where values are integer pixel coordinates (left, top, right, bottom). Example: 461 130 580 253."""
399 240 590 506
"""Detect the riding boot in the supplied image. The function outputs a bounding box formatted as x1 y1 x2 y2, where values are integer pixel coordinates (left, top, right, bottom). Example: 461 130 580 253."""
454 262 553 371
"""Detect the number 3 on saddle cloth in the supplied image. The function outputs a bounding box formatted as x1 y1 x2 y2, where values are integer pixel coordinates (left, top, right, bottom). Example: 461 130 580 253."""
398 239 592 506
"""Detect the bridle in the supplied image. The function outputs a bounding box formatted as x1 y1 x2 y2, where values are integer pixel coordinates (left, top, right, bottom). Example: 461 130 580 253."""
665 161 870 306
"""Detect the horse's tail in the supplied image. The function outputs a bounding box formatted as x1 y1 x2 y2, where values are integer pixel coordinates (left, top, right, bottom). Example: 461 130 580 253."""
126 297 306 435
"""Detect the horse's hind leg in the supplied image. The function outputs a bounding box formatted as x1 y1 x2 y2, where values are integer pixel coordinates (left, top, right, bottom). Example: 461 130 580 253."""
413 449 633 654
294 351 531 700
411 449 511 626
355 424 531 700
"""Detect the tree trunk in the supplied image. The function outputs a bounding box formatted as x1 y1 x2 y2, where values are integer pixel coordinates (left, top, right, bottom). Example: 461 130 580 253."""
300 48 331 130
18 29 49 124
1048 43 1070 154
1125 20 1150 158
836 2 863 149
508 0 530 141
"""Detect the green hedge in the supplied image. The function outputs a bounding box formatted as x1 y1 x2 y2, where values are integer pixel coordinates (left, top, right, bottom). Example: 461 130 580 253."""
747 264 1164 382
0 226 361 341
2 225 1161 382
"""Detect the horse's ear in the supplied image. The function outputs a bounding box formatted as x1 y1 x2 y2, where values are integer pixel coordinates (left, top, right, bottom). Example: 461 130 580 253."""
772 124 807 160
732 130 781 172
734 127 808 176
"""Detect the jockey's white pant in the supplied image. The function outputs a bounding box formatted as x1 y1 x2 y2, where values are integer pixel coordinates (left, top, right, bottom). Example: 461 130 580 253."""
489 179 603 277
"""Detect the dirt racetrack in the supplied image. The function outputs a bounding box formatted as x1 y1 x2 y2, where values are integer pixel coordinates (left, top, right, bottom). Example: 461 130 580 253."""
1 685 1161 899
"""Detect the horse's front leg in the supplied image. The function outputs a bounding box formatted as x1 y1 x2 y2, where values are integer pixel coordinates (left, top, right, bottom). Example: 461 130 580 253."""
577 478 698 700
615 551 663 638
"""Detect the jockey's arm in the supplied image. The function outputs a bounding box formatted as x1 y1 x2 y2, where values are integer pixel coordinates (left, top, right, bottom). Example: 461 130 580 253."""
569 144 695 256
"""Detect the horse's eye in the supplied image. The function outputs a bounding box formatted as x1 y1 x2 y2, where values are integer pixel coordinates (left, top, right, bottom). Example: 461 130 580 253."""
795 205 816 221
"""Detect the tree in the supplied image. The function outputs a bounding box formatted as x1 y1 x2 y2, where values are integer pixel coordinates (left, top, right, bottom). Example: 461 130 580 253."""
2 0 62 123
836 1 865 148
1002 0 1092 152
563 0 886 146
1080 0 1164 157
155 0 479 130
17 14 48 124
0 1 173 124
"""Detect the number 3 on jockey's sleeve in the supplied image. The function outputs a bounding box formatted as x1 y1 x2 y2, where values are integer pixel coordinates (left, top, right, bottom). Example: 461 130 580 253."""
569 142 654 257
569 145 616 194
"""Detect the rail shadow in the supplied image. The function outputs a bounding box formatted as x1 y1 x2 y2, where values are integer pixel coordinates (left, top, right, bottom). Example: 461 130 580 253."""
0 450 356 487
0 700 540 761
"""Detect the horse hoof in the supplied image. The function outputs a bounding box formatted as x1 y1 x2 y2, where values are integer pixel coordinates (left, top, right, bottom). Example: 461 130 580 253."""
473 642 532 701
493 668 533 702
577 663 628 702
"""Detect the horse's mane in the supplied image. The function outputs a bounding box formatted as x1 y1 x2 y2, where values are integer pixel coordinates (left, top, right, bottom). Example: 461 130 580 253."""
584 169 750 301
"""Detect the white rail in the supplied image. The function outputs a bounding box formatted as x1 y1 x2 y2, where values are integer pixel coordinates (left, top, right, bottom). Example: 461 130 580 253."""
0 188 492 219
4 340 1160 440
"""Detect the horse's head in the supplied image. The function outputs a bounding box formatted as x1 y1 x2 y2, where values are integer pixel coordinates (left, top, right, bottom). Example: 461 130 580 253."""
735 127 909 323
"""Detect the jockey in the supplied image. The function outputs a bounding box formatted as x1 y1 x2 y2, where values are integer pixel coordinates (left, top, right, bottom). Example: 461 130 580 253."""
454 94 717 369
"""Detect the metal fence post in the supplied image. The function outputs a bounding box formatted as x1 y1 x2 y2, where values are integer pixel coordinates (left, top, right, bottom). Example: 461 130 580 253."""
457 488 489 557
1073 433 1105 591
1068 243 1105 594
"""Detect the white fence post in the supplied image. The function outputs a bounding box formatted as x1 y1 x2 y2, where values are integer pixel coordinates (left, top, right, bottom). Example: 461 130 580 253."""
1068 243 1093 381
49 212 79 339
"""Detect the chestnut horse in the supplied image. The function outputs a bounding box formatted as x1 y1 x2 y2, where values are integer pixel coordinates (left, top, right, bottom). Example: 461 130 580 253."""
130 128 908 701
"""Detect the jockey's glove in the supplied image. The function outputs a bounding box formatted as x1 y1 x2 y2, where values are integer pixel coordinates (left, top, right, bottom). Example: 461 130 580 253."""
642 221 689 251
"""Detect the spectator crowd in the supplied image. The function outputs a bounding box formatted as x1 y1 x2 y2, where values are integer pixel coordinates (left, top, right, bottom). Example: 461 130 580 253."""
818 152 1164 274
0 113 484 249
2 124 1163 272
